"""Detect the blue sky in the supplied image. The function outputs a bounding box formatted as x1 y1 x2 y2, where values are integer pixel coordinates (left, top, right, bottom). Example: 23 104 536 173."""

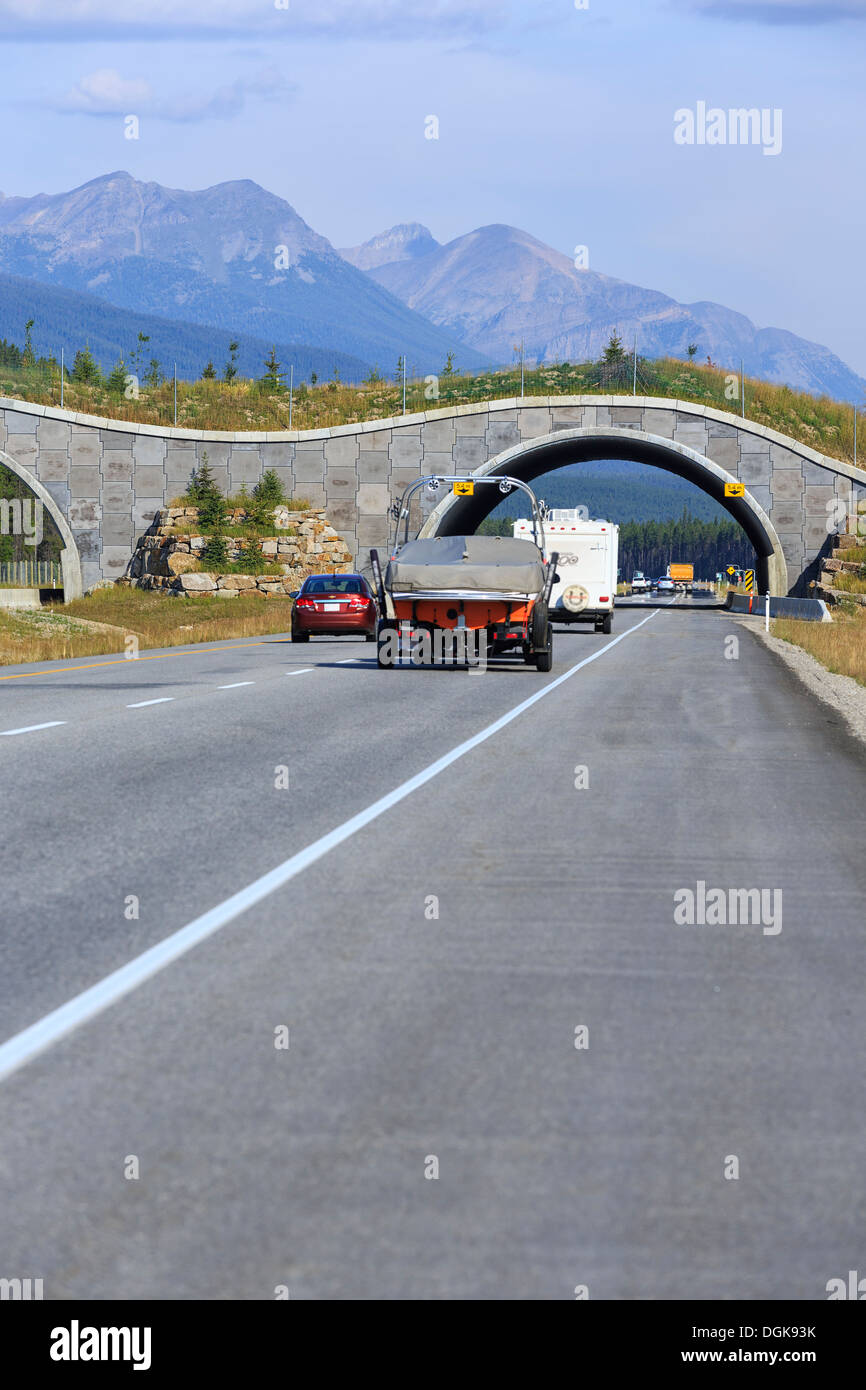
1 0 864 373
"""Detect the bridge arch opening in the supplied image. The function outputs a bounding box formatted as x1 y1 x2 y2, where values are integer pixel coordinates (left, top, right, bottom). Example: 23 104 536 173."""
418 427 787 596
0 448 83 600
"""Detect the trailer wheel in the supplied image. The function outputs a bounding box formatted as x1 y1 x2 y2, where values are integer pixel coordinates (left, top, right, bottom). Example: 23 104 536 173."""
530 599 549 652
601 613 612 635
522 642 535 665
377 619 396 669
535 626 553 672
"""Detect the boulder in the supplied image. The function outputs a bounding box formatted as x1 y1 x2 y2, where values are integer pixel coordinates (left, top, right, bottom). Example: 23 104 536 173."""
219 574 258 590
175 572 216 592
166 552 200 576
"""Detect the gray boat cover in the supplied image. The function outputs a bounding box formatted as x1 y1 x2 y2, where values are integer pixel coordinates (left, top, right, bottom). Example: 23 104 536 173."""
386 534 545 595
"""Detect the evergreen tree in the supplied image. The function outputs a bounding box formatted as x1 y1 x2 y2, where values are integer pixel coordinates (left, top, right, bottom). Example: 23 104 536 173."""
602 332 626 364
223 339 240 383
71 345 101 385
22 319 35 368
144 358 163 388
188 451 227 528
107 357 128 396
201 531 229 569
201 360 217 380
261 346 284 393
251 468 286 525
129 331 150 379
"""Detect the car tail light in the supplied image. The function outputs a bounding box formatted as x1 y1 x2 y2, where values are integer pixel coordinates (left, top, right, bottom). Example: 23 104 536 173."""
295 597 315 608
599 596 609 603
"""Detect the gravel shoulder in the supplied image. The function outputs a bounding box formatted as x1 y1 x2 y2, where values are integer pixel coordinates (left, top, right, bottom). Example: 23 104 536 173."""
739 615 866 745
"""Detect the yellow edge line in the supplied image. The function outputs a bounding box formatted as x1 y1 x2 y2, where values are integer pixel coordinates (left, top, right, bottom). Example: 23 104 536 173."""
0 641 270 681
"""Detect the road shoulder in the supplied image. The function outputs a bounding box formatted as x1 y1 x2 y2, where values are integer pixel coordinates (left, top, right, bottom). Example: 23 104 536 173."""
738 614 866 746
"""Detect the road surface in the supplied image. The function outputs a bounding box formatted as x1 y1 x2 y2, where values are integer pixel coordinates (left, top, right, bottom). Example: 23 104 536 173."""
1 592 864 1299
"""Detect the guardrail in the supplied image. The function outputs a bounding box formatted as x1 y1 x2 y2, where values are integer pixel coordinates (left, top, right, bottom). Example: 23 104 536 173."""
0 560 62 588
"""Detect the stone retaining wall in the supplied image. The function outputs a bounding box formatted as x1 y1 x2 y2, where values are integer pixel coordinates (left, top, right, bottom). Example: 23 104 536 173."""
122 506 353 597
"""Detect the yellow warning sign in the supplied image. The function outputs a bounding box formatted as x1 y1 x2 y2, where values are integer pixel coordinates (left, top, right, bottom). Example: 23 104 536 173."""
744 570 755 592
453 479 474 496
724 482 745 498
727 565 737 576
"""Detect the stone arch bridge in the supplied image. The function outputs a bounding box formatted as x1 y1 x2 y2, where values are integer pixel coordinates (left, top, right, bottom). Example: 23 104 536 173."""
1 394 864 599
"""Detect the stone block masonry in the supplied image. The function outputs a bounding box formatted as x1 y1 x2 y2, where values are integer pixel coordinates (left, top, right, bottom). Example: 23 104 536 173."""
2 395 866 598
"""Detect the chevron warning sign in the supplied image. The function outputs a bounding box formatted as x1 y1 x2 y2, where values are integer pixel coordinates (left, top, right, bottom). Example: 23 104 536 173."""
744 570 755 593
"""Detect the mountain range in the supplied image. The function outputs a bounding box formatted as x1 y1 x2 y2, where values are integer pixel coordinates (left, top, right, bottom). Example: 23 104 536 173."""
0 172 481 377
0 171 861 403
341 223 865 402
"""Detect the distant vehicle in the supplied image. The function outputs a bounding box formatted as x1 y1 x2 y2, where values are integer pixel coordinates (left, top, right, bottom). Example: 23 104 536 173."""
291 573 377 642
657 576 676 595
631 571 649 592
513 510 618 634
668 562 694 594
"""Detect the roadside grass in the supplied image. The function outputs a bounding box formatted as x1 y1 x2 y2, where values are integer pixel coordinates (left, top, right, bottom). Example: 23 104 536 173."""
772 605 866 687
829 571 866 594
2 357 861 467
0 588 296 666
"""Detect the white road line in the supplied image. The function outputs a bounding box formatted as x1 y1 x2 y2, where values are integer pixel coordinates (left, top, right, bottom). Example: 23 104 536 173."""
126 697 175 708
337 658 359 663
0 721 67 737
0 610 657 1085
284 668 313 676
217 682 255 689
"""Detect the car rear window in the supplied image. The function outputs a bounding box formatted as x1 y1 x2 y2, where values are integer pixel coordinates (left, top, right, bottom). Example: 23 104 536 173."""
303 576 363 595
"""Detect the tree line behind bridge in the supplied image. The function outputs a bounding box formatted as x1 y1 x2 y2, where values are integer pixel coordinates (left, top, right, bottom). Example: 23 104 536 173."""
479 511 755 579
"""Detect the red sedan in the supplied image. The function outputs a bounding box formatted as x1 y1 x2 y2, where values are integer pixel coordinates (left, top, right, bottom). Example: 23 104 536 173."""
291 573 378 642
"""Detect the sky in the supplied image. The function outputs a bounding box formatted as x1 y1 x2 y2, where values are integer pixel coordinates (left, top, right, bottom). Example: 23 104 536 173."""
0 0 864 373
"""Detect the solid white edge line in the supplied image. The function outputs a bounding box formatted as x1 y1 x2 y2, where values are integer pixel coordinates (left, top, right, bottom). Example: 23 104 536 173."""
0 610 658 1084
0 721 67 736
126 698 175 708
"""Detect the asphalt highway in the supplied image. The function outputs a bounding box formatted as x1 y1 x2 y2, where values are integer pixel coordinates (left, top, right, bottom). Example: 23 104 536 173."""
1 591 864 1299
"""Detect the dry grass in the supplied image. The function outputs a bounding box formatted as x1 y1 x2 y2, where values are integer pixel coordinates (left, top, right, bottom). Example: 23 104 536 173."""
0 587 296 666
831 574 866 594
2 357 861 467
772 606 866 687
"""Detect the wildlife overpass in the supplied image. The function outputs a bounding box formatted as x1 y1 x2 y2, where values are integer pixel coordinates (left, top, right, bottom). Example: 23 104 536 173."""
2 394 864 598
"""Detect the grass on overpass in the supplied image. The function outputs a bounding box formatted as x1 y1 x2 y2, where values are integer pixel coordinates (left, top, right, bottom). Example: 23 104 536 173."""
1 354 861 468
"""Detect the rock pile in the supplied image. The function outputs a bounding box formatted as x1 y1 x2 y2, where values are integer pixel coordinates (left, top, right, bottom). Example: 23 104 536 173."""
121 506 354 597
814 499 866 607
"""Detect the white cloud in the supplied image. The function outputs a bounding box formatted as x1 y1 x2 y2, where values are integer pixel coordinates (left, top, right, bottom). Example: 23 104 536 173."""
0 0 521 41
56 66 294 121
60 69 153 114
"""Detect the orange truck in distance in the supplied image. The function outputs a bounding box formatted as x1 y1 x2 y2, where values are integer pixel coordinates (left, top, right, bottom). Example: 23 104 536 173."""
668 563 694 593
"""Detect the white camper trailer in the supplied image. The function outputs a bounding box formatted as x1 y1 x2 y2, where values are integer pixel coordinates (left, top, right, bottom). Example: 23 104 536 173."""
512 509 619 634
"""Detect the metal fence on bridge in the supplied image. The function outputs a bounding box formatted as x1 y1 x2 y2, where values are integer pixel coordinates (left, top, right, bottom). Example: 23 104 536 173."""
0 560 62 588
